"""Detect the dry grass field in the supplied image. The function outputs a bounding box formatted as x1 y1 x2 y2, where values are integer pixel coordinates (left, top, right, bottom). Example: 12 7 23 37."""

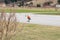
11 23 60 40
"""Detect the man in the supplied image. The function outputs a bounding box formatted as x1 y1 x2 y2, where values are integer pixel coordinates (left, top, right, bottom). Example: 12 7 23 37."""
27 15 31 22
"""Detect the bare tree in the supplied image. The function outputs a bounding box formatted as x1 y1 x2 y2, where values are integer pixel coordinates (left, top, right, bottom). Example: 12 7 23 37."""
0 8 17 40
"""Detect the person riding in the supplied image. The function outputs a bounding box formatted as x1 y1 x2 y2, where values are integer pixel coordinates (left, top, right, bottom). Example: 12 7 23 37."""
27 15 31 22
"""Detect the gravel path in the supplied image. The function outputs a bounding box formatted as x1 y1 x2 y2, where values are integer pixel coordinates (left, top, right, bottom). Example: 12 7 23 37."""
15 13 60 26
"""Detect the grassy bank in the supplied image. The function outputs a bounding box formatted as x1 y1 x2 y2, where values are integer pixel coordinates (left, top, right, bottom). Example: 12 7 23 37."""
0 7 60 15
11 23 60 40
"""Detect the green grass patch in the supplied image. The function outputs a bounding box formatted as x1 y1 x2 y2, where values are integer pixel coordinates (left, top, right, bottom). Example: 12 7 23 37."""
0 8 60 15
